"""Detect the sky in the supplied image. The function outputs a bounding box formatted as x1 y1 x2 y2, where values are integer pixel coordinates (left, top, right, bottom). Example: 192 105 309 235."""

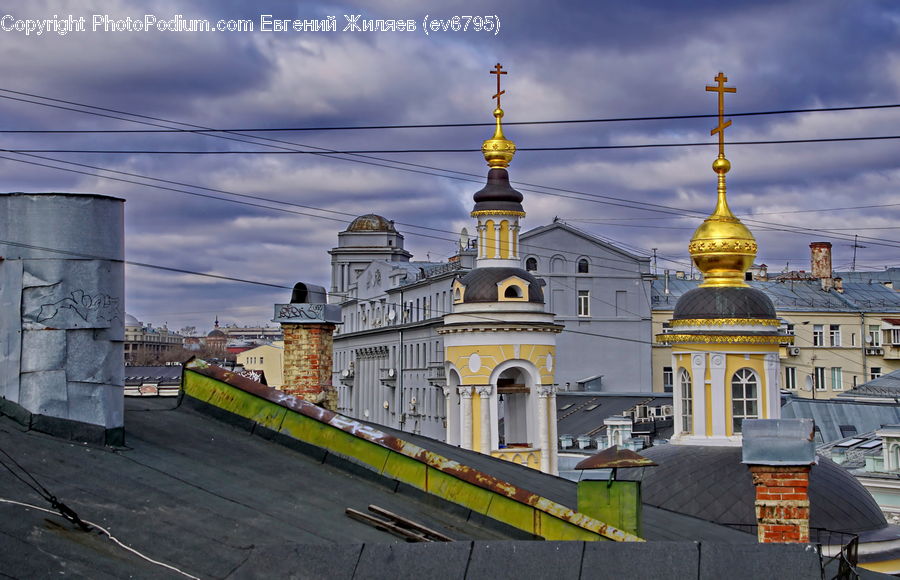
2 0 900 333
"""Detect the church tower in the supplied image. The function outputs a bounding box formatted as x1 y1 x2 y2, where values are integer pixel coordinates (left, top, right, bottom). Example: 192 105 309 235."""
659 73 791 446
440 64 563 474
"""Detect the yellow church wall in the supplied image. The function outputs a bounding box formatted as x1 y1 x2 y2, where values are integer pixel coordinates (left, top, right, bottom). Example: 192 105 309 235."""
484 219 496 258
499 220 510 258
446 343 555 386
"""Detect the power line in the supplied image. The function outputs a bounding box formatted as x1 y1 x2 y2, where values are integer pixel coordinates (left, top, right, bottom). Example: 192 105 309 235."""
2 100 899 133
3 88 900 253
9 134 900 154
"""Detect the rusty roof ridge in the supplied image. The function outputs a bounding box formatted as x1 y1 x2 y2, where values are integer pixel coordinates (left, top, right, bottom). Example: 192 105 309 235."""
183 359 642 543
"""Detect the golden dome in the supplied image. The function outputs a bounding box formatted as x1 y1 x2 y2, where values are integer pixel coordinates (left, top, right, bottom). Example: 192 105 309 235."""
688 155 757 287
482 107 516 168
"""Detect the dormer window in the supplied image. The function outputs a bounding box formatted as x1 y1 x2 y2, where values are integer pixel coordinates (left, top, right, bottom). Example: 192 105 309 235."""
504 285 523 299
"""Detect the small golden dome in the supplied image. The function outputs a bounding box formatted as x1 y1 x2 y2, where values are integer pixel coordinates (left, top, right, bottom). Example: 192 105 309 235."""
689 155 757 287
482 108 516 168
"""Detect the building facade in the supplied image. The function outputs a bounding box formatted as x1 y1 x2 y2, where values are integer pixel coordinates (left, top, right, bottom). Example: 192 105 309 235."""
124 313 184 364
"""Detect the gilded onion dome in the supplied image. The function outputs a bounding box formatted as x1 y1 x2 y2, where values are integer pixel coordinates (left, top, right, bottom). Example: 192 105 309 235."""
688 155 758 288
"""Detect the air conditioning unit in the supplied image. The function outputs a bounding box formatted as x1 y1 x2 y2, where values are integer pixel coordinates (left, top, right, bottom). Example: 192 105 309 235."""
388 368 396 378
865 347 884 356
341 368 354 379
788 347 801 356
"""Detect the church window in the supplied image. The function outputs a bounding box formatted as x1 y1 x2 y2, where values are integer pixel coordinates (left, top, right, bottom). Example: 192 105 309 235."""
731 368 759 434
679 369 692 434
504 285 523 299
525 257 537 271
577 258 589 273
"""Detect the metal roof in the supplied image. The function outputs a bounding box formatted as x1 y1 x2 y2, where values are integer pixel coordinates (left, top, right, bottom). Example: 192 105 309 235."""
652 278 900 313
782 393 900 444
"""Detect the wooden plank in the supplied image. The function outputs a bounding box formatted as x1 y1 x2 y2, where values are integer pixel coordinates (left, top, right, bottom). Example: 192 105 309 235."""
368 505 454 542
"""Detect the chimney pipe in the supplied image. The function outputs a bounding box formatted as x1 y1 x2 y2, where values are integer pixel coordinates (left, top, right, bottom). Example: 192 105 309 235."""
810 242 833 290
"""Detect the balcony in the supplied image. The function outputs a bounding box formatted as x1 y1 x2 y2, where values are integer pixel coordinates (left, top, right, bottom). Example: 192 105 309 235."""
379 368 398 383
426 363 446 385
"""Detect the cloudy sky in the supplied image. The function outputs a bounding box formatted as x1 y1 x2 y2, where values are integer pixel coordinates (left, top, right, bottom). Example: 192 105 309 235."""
2 0 899 332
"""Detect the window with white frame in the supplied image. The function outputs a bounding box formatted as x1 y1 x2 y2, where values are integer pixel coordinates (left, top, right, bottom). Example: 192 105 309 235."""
577 290 590 317
872 367 883 381
679 368 692 434
891 329 900 346
731 368 759 434
813 325 824 347
663 367 673 393
784 366 797 390
814 367 827 390
829 324 841 347
869 325 882 347
831 367 843 390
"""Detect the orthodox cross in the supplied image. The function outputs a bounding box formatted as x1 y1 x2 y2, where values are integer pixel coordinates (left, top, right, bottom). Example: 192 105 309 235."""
705 72 736 156
490 63 507 108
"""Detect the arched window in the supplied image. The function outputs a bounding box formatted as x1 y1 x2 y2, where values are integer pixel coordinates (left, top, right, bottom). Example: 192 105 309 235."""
577 258 589 273
525 257 538 271
504 285 523 299
731 368 759 434
679 368 692 434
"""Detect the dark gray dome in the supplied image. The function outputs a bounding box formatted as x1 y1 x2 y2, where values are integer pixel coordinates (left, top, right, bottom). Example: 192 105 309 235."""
621 445 888 540
673 286 776 320
458 267 544 304
472 168 524 214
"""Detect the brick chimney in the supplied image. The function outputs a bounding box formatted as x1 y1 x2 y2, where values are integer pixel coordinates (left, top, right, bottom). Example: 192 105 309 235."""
742 419 815 543
273 282 342 410
810 242 833 290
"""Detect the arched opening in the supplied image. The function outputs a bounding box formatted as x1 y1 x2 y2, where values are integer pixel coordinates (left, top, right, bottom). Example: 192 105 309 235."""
550 255 566 273
499 220 510 258
504 285 523 299
679 368 692 435
577 258 589 273
731 368 760 434
497 367 530 448
484 219 496 258
525 257 538 272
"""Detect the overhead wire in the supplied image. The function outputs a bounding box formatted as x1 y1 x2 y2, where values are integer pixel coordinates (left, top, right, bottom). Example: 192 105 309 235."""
3 86 900 251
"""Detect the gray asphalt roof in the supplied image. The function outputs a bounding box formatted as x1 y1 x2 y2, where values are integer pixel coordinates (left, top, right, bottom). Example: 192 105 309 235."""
0 397 520 578
368 417 752 543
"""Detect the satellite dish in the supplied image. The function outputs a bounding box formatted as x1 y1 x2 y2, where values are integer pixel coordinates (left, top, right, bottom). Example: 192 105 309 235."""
388 309 396 321
803 376 813 392
459 227 470 251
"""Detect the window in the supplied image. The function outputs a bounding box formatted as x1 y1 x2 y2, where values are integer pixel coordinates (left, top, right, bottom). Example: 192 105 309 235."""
892 329 900 346
785 323 795 336
504 285 523 299
831 367 843 390
679 368 692 434
577 290 590 317
577 258 589 273
525 257 537 271
784 366 797 390
731 368 759 434
813 325 824 347
869 325 882 347
814 367 827 390
259 356 264 364
663 367 674 393
829 324 841 347
872 367 883 381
